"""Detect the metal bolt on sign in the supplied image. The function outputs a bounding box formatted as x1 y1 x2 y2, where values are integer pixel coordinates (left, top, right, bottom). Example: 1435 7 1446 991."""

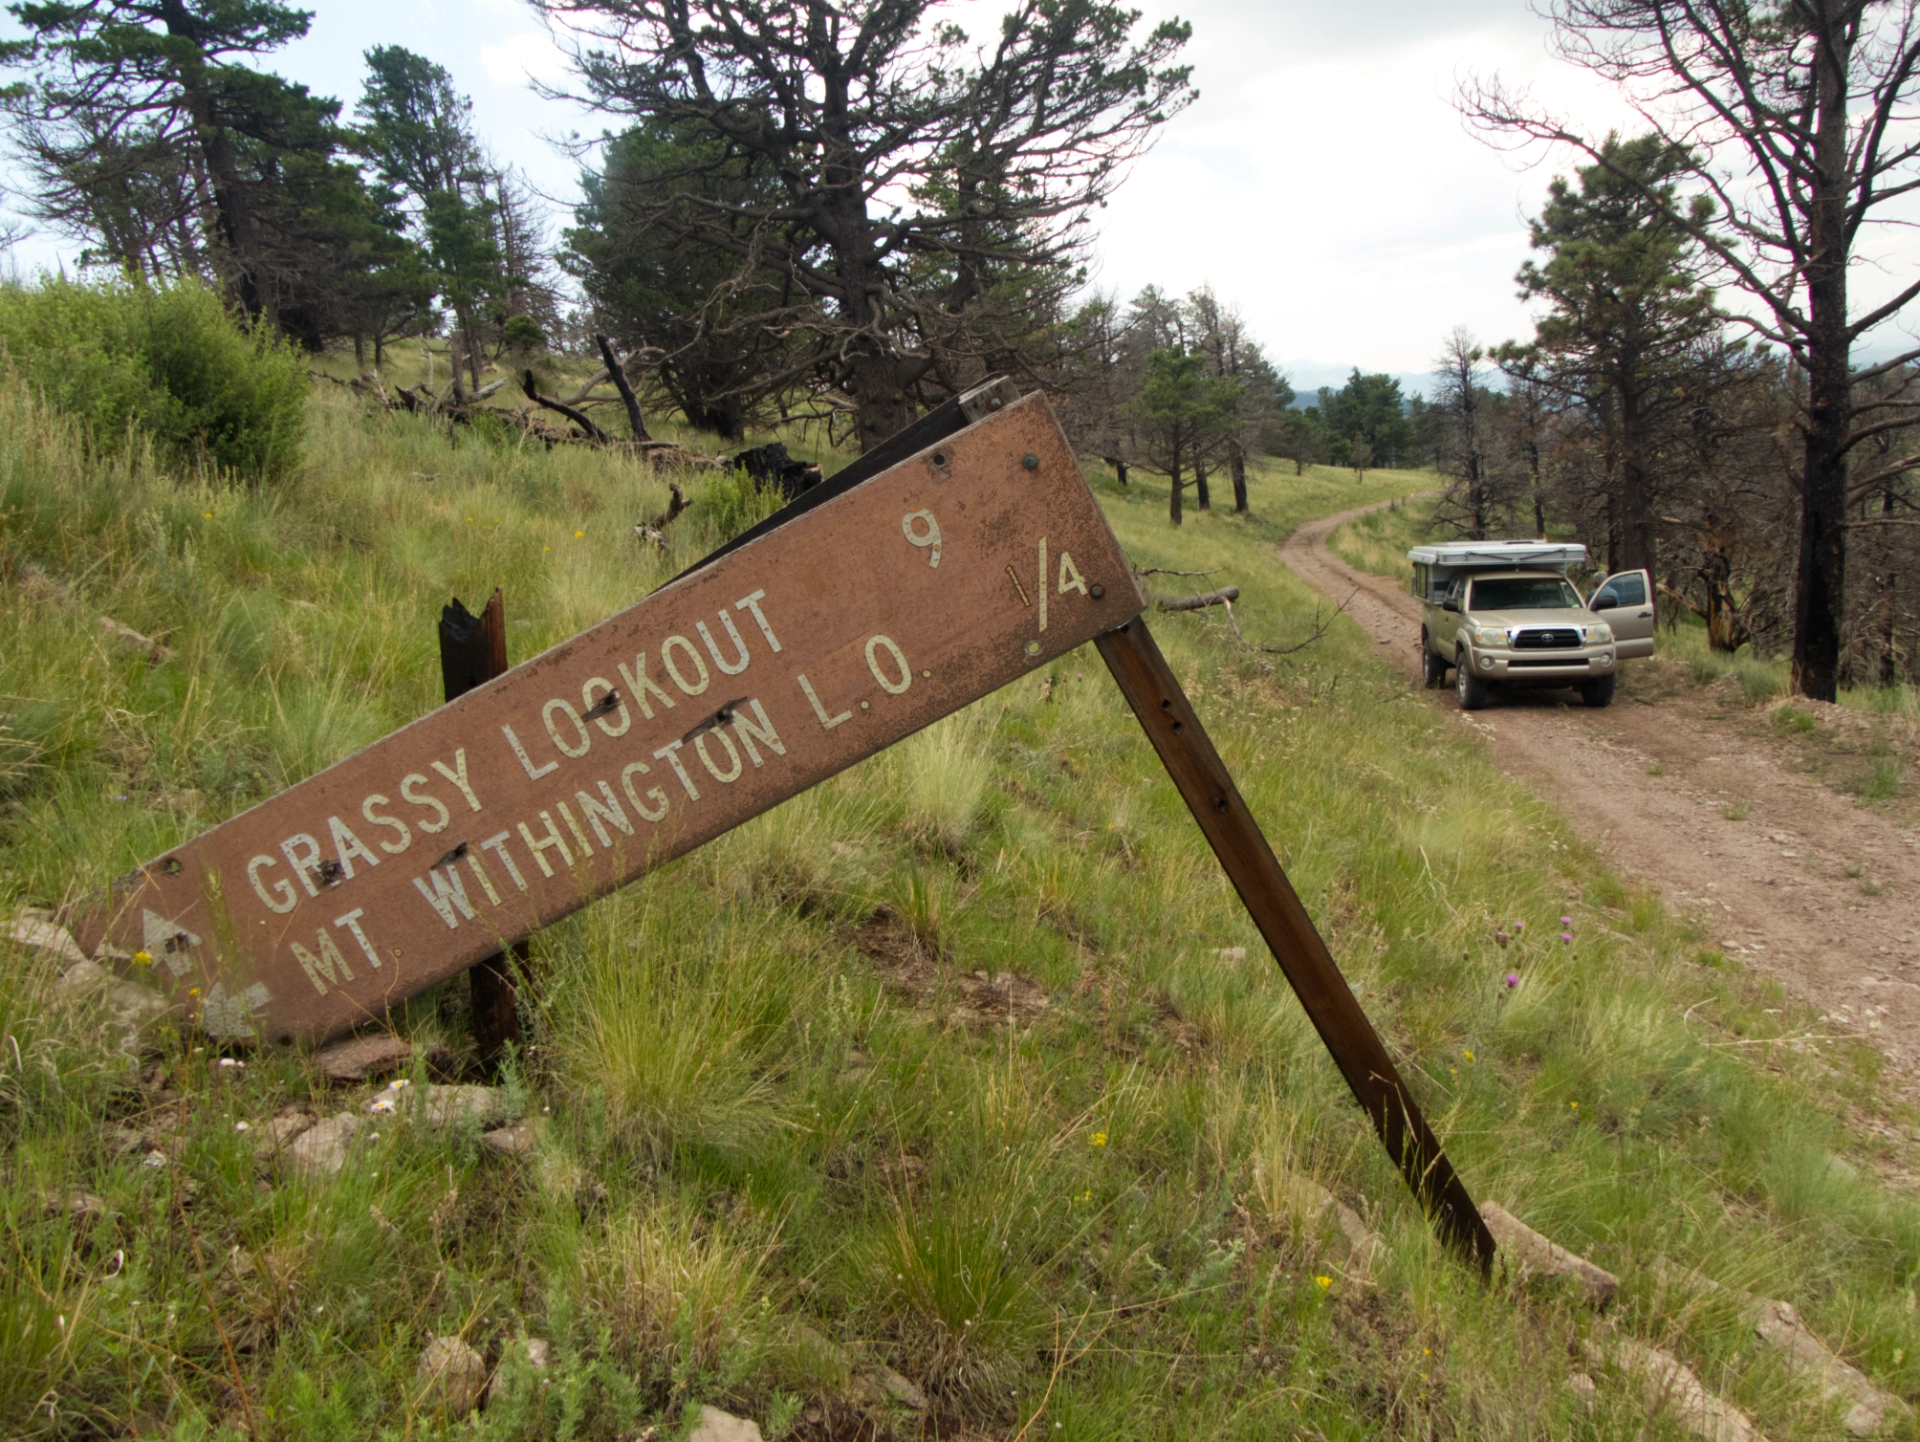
67 378 1493 1272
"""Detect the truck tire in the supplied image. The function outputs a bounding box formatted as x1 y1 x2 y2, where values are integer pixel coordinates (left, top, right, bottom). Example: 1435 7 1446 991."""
1455 650 1488 711
1580 673 1616 708
1421 632 1448 688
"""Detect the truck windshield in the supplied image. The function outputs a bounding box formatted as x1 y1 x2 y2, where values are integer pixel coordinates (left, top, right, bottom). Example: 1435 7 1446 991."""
1469 577 1582 610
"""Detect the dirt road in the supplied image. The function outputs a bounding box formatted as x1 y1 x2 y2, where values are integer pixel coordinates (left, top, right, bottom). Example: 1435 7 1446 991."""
1283 502 1920 1104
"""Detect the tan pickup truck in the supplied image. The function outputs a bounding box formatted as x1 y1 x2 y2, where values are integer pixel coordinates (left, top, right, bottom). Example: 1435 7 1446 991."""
1408 542 1655 711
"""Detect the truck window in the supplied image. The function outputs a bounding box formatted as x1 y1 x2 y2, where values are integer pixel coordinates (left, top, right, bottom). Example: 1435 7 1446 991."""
1467 577 1582 610
1597 574 1647 607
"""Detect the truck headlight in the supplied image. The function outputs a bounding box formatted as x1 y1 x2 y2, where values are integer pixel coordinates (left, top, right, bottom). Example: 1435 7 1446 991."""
1583 622 1613 644
1471 625 1508 647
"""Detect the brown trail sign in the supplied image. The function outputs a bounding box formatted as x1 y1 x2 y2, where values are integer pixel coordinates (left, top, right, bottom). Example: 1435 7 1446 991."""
68 384 1494 1271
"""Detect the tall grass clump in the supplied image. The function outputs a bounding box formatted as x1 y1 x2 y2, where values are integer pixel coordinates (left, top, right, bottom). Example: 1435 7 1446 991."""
0 276 307 481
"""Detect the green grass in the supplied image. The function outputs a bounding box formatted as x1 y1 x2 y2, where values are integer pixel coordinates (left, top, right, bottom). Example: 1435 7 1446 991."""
3 385 1918 1440
1326 491 1442 577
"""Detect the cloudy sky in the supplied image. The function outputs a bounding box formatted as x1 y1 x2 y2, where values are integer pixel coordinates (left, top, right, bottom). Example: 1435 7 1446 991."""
0 0 1738 388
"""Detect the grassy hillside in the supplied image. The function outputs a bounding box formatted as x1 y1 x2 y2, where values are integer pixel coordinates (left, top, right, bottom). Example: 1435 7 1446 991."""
3 386 1917 1441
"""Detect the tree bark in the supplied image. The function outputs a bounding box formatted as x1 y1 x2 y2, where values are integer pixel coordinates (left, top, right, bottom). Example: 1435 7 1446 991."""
1194 462 1211 512
1792 28 1854 703
160 1 262 318
1169 460 1184 526
1230 445 1248 513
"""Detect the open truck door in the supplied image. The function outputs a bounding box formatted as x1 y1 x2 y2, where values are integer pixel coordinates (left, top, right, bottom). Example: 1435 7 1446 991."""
1589 569 1656 657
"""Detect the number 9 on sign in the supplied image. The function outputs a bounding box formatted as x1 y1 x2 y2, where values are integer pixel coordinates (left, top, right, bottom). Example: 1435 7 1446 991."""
902 509 941 568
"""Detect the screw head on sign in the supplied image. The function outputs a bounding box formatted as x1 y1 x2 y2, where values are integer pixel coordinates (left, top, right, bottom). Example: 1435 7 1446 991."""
1090 584 1105 599
1025 640 1041 656
1021 453 1039 470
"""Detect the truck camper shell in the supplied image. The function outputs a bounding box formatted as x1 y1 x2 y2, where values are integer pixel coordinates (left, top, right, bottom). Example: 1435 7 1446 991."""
1406 540 1587 604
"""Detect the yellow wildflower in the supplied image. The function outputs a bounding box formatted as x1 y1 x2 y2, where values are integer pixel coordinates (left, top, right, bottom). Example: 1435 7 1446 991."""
132 950 153 967
1463 1050 1475 1061
1090 1132 1108 1147
1314 1275 1331 1290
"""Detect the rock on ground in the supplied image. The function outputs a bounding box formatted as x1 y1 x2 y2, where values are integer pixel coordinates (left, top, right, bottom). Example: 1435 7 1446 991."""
1480 1202 1619 1307
55 959 171 1053
416 1336 487 1414
314 1032 412 1083
282 1113 367 1179
364 1081 509 1127
687 1405 764 1442
1752 1298 1911 1437
481 1119 544 1156
10 912 89 969
1587 1334 1768 1442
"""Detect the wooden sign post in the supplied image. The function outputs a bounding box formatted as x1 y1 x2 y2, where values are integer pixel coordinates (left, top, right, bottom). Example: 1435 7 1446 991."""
68 383 1494 1273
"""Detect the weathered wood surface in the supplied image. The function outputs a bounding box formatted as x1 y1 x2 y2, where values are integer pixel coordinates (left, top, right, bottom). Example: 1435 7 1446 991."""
69 393 1142 1045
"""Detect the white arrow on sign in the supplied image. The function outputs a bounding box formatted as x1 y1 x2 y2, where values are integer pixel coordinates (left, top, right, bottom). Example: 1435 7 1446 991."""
142 908 202 977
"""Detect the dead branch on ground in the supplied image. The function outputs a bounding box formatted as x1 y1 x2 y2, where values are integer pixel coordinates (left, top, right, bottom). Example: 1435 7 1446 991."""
1157 585 1240 612
521 371 608 444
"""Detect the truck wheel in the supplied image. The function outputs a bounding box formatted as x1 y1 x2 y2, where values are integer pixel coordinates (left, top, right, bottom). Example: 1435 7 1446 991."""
1455 651 1488 711
1580 674 1616 708
1421 633 1448 688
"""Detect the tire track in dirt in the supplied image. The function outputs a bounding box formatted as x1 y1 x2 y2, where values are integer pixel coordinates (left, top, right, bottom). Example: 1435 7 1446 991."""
1282 500 1920 1108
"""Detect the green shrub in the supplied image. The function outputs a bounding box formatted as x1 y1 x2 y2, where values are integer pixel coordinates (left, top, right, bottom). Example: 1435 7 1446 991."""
0 276 307 481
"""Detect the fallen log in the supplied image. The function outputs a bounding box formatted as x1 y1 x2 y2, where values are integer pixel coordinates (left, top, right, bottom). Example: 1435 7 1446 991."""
1157 585 1240 612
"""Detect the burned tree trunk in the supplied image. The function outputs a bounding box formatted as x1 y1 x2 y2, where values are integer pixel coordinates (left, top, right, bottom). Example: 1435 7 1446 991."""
594 334 651 442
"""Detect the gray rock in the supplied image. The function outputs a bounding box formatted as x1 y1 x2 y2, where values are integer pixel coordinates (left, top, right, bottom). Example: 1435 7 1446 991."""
416 1335 487 1415
315 1032 412 1083
481 1120 543 1156
687 1405 764 1442
253 1109 318 1161
365 1081 509 1128
10 912 89 969
282 1113 367 1179
55 959 171 1052
869 1366 927 1411
1480 1202 1618 1307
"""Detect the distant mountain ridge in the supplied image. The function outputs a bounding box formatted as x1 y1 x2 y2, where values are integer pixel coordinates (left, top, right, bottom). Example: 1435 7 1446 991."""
1281 359 1437 406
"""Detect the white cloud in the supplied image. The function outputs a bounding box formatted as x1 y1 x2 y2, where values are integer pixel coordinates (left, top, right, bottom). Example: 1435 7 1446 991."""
1089 13 1645 373
480 31 570 89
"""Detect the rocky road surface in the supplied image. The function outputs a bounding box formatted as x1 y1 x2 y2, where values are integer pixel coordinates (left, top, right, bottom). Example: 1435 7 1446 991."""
1282 501 1920 1105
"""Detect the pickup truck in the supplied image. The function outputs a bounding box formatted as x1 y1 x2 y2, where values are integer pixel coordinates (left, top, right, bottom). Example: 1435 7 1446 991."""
1407 542 1655 711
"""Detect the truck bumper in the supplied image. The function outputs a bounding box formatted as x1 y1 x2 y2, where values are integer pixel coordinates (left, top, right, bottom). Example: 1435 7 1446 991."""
1472 651 1614 682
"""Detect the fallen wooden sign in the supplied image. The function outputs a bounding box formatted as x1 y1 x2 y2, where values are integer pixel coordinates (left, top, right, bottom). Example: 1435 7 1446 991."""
67 382 1496 1272
71 389 1131 1044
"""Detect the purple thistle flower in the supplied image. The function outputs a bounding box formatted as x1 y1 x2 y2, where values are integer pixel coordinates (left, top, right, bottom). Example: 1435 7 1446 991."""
1503 972 1520 988
1560 932 1574 943
1560 916 1572 925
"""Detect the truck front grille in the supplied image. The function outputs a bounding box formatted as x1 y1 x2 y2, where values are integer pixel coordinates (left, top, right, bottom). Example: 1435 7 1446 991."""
1512 628 1581 650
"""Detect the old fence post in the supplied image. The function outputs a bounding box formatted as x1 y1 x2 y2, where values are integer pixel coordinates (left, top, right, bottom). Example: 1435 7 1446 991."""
438 589 531 1075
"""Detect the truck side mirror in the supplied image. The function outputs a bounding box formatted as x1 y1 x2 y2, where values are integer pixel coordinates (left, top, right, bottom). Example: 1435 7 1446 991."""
1442 597 1459 613
1591 594 1616 611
